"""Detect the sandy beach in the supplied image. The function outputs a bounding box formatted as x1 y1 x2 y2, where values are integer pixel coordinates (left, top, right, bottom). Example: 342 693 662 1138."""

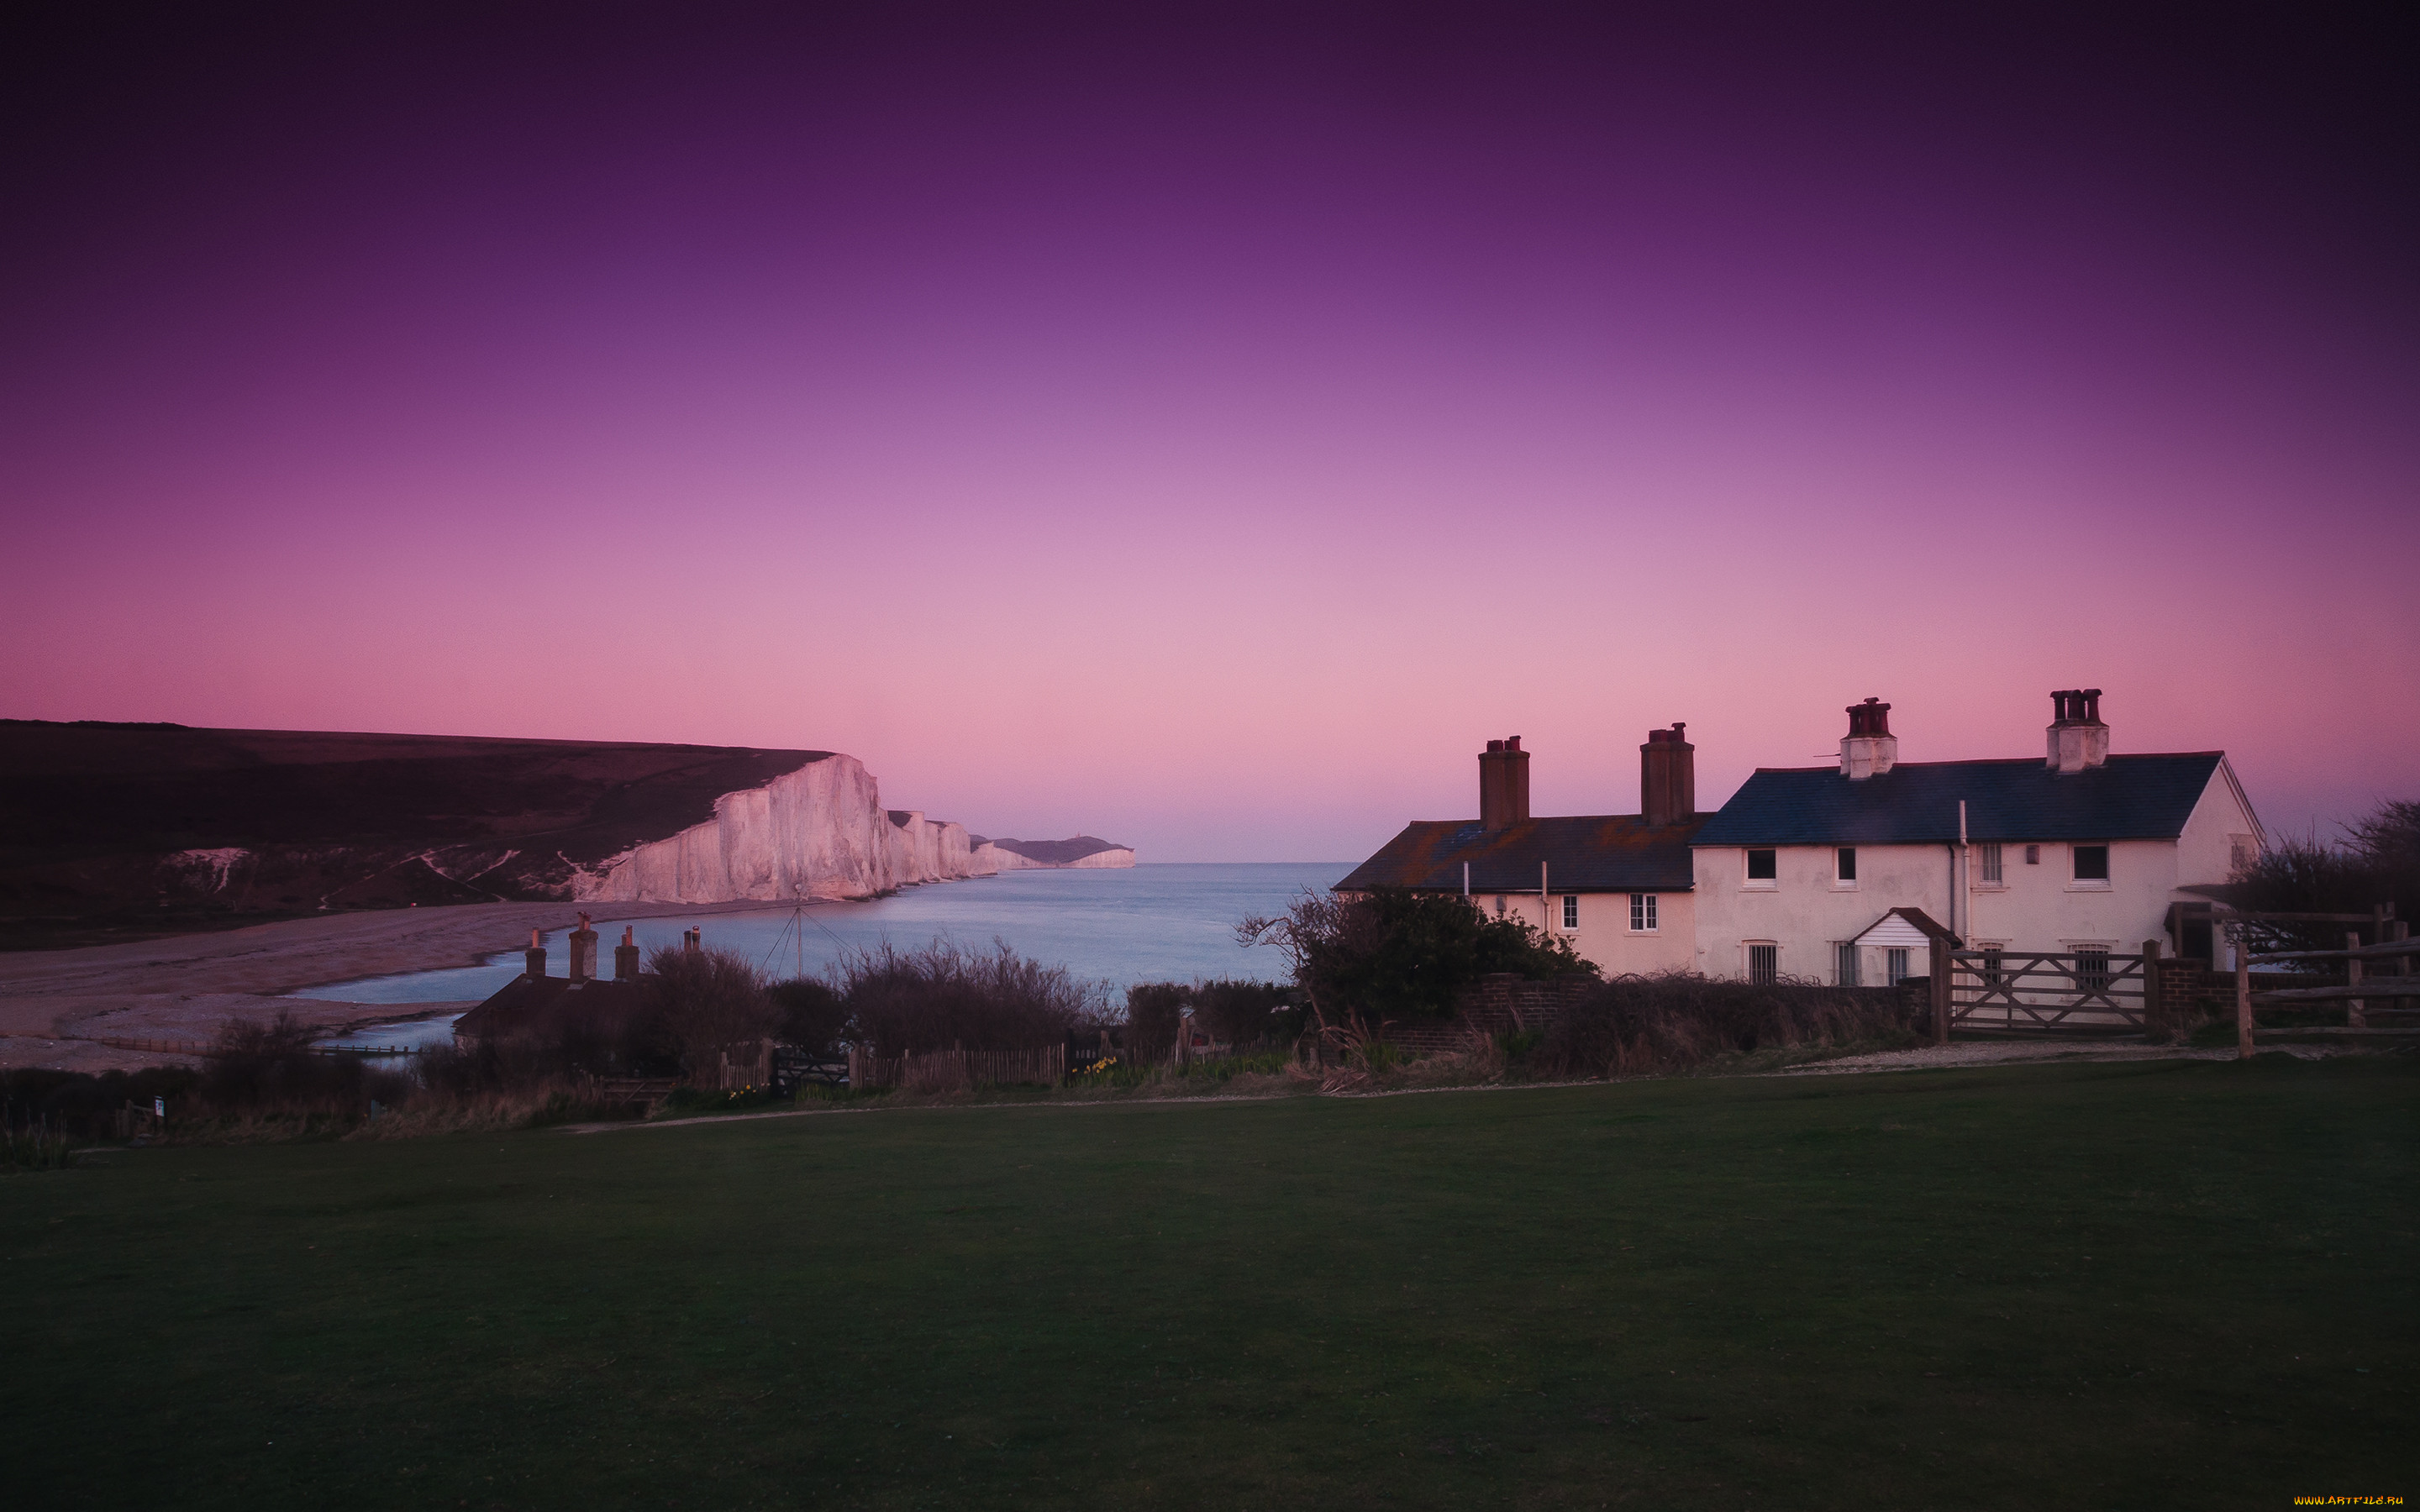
0 898 789 1071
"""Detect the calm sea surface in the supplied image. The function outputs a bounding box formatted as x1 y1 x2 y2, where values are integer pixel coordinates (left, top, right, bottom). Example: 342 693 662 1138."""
308 863 1348 1047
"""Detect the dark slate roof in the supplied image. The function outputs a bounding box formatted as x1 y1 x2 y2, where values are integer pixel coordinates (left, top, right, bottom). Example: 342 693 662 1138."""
1338 814 1707 894
1691 753 2226 847
452 974 650 1042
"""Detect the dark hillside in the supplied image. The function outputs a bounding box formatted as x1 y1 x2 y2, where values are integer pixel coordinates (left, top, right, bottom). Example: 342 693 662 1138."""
0 721 824 946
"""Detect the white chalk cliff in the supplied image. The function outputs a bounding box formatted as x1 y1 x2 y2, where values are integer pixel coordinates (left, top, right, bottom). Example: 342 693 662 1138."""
571 754 996 904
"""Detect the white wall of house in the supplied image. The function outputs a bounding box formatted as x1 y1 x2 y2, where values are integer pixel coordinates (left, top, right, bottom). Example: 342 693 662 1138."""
1480 889 1698 976
1690 762 2258 981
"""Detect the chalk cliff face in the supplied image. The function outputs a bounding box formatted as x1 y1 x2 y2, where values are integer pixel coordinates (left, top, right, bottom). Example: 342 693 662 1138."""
572 757 996 904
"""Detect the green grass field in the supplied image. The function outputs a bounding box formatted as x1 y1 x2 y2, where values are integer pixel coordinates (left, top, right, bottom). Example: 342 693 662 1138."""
3 1056 2412 1509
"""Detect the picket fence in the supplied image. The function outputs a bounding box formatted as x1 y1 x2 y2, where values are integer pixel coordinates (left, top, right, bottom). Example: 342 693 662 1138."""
845 1044 1067 1091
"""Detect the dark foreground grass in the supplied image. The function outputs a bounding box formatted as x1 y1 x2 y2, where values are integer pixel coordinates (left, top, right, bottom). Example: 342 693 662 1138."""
2 1058 2412 1510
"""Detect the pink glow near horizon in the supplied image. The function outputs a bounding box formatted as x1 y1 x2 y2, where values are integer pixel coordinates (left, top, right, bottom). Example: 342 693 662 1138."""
3 8 2412 858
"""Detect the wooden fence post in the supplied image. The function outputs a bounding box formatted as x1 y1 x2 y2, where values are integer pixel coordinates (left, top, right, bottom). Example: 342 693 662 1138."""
2234 928 2254 1059
1929 937 1951 1046
2345 932 2366 1029
2142 939 2164 1039
2393 919 2412 1016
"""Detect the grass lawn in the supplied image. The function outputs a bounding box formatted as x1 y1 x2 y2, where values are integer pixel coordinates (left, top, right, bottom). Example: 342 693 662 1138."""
3 1056 2412 1509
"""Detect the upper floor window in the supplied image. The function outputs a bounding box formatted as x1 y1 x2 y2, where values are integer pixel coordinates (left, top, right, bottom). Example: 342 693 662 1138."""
2072 844 2110 884
1560 895 1579 930
2024 844 2041 865
1629 893 1658 932
1978 842 2004 885
1835 847 1857 883
1745 848 1777 882
2228 834 2256 874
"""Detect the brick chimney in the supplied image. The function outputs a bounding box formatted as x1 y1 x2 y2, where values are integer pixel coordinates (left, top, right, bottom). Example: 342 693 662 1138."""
1839 697 1897 780
1640 723 1695 826
1479 737 1531 831
613 926 640 983
2046 688 2109 774
523 927 545 979
568 912 598 984
682 927 702 955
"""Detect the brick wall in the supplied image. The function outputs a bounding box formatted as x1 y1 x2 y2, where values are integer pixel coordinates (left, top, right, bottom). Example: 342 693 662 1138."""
1376 974 1599 1054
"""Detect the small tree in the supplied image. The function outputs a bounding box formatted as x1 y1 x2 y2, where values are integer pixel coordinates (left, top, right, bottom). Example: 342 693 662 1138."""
769 977 848 1055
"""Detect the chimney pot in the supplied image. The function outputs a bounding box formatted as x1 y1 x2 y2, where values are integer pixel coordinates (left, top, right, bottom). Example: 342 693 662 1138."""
568 914 599 984
1640 722 1697 827
2046 686 2111 773
1840 698 1898 780
1477 734 1533 831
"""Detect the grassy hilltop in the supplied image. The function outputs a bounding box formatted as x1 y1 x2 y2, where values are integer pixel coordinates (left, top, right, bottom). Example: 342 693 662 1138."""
3 1056 2412 1509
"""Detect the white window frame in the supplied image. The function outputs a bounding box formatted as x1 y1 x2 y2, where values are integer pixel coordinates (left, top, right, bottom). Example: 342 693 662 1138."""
1834 942 1860 986
1628 892 1659 932
1832 846 1859 890
1742 848 1779 890
1886 947 1911 985
1976 842 2005 889
2067 842 2113 892
1745 941 1779 984
1560 894 1580 932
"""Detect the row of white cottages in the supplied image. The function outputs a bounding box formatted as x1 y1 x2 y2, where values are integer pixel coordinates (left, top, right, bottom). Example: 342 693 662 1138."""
1337 690 2264 986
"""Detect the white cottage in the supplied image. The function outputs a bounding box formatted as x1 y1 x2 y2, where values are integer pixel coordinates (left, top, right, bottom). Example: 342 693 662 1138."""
1689 691 2264 984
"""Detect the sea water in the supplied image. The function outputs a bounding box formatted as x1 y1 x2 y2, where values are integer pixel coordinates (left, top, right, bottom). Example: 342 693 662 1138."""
308 863 1349 1047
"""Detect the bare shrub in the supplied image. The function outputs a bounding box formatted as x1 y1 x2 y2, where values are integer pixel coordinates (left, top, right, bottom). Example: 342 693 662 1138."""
1538 971 1915 1079
198 1011 413 1115
839 939 1108 1056
644 946 780 1076
770 977 848 1053
1124 982 1186 1063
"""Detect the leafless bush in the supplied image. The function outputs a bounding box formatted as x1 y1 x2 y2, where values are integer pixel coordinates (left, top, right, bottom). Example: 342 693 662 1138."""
644 945 780 1075
1124 982 1186 1063
839 939 1109 1055
1538 971 1916 1078
198 1011 413 1114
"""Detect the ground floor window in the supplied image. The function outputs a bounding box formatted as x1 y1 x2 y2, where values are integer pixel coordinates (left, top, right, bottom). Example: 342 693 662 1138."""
1886 948 1910 985
1981 946 2005 986
1748 942 1778 984
2076 947 2112 995
1628 893 1657 932
1836 942 1860 986
1560 894 1579 929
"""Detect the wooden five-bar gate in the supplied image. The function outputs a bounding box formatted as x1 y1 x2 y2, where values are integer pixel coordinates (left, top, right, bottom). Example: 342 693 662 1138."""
1944 948 2150 1032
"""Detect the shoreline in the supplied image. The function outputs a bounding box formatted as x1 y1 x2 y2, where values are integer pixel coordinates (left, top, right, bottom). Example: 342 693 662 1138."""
0 895 892 1073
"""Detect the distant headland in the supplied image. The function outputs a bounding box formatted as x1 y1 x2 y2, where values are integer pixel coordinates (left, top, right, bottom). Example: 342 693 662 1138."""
970 835 1138 870
0 719 1126 947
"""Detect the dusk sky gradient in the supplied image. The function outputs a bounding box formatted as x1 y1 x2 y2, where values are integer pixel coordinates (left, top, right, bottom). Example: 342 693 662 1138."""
4 3 2413 859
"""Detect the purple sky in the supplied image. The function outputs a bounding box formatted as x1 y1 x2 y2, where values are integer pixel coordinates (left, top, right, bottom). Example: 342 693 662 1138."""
3 4 2413 859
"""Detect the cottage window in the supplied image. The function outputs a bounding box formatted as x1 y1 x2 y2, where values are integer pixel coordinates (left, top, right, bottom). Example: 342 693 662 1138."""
2076 947 2112 995
1836 943 1860 986
1836 847 1857 882
1748 943 1778 984
1979 843 2003 885
1560 895 1579 930
2072 845 2110 884
1746 848 1777 881
1629 893 1658 932
1886 948 1910 985
1981 947 2005 987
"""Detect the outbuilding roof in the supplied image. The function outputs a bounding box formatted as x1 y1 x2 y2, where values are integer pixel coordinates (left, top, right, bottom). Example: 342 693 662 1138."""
1690 753 2227 848
452 974 650 1043
1338 814 1706 895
